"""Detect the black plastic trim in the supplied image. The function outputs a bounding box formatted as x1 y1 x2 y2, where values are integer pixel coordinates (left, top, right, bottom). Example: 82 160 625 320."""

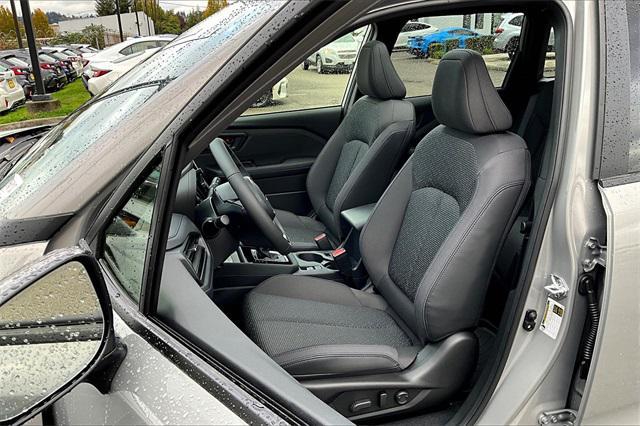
0 244 114 426
0 214 72 247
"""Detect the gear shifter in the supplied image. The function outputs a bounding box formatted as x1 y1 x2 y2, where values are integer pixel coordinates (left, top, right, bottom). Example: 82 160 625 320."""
250 248 289 264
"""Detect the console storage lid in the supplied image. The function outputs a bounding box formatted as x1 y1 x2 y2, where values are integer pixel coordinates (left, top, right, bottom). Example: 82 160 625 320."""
341 203 376 232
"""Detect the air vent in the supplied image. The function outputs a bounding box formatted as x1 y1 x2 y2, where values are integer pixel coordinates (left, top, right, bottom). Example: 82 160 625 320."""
183 234 206 281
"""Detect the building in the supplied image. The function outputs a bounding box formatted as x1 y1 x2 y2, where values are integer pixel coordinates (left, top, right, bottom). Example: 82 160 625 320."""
57 12 155 38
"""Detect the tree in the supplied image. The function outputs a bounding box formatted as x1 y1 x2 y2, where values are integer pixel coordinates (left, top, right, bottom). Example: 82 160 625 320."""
95 0 115 16
0 6 16 35
155 9 180 34
184 10 203 29
32 8 54 38
95 0 132 16
202 0 227 19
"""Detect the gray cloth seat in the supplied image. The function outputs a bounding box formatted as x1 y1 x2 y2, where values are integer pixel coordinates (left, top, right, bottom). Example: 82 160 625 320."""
244 50 530 411
277 40 415 251
245 275 420 379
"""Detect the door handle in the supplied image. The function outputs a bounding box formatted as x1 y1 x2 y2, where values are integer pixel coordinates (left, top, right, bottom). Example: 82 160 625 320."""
219 133 247 151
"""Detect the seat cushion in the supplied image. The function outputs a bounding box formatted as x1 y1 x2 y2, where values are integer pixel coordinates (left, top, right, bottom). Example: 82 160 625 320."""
244 275 419 379
275 209 336 251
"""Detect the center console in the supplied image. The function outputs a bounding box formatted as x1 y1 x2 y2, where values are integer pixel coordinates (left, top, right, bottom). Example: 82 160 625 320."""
212 203 377 306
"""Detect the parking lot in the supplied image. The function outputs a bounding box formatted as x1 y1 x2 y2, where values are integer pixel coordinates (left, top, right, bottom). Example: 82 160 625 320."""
247 51 510 115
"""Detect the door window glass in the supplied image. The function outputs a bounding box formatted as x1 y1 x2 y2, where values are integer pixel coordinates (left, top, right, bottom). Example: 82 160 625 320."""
242 26 368 116
391 13 523 97
543 28 556 78
103 163 161 302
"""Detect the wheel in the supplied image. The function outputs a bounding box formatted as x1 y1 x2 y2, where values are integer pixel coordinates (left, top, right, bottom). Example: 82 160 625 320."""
252 90 272 108
506 37 519 60
302 60 309 70
316 54 324 74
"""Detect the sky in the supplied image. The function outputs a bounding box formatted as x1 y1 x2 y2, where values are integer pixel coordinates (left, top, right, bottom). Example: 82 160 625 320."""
0 0 210 16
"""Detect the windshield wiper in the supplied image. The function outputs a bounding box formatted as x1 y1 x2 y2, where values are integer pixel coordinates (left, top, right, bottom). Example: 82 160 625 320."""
0 129 51 178
96 78 175 104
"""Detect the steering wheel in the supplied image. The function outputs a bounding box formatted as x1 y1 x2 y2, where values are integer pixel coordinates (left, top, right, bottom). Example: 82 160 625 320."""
209 138 292 254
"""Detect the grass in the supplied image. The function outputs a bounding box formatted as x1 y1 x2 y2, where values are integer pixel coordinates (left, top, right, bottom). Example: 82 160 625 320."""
0 79 91 125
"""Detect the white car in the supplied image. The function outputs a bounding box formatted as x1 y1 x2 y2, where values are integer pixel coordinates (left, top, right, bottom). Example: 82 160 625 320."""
0 65 25 113
303 33 360 73
394 21 437 50
81 35 176 86
87 48 160 96
251 77 288 108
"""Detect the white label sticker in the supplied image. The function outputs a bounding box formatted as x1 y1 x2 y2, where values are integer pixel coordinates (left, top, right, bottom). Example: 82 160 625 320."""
0 174 23 202
540 297 565 339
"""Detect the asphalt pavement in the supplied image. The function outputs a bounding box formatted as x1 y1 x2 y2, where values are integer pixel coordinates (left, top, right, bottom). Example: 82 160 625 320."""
246 51 509 115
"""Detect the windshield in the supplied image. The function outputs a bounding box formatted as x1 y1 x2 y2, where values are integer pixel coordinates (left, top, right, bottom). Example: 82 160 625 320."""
0 1 285 219
107 3 282 93
39 54 57 63
334 34 356 43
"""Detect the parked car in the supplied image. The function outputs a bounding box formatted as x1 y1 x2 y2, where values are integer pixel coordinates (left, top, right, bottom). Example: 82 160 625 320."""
251 77 288 107
87 48 161 96
303 32 360 73
494 12 555 58
0 64 26 113
0 58 34 99
41 49 81 80
36 52 72 85
69 43 99 59
394 21 437 50
81 35 175 85
0 1 638 426
408 26 480 56
45 46 87 73
1 52 66 92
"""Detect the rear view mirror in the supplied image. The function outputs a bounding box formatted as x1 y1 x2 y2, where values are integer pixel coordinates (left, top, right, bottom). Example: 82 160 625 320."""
0 249 111 424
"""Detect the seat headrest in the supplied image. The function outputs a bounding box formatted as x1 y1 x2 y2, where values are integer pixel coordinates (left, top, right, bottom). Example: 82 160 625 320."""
432 49 512 134
356 41 406 100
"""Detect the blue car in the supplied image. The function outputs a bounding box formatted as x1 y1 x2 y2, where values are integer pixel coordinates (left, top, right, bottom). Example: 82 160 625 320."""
408 26 480 57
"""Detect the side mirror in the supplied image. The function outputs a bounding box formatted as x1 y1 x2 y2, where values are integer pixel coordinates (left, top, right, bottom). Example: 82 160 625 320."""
0 247 113 424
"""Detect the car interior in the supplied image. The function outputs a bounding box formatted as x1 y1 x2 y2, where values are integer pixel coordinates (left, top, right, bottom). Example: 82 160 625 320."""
104 3 561 423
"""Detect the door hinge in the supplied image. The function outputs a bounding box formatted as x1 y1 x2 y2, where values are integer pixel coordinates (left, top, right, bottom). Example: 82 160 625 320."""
582 237 606 272
538 408 578 425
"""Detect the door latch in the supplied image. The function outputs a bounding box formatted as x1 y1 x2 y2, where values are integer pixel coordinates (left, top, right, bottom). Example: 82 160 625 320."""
544 274 569 300
582 237 606 272
538 409 577 425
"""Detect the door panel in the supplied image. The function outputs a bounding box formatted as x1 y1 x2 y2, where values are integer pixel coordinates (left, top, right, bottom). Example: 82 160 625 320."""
197 106 343 215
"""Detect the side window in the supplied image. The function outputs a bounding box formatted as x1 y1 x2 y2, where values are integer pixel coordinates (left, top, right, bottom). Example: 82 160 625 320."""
543 27 556 78
103 163 160 302
391 13 523 97
119 45 133 56
242 26 368 116
509 15 523 26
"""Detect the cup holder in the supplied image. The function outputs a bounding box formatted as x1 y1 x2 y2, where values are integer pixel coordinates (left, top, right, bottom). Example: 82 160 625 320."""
295 251 336 271
297 253 326 263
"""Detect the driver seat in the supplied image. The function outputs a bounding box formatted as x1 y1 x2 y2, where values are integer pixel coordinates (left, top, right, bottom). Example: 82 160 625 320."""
244 50 530 419
275 40 415 250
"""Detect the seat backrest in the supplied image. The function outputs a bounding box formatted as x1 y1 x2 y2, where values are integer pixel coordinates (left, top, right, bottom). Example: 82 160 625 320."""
306 41 415 239
360 49 531 343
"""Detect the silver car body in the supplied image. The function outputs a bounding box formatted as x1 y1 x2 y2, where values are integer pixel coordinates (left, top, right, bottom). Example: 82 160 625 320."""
0 0 639 425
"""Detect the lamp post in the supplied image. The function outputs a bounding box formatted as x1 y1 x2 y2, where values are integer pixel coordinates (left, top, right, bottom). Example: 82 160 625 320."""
9 0 23 49
115 0 124 42
19 0 59 112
